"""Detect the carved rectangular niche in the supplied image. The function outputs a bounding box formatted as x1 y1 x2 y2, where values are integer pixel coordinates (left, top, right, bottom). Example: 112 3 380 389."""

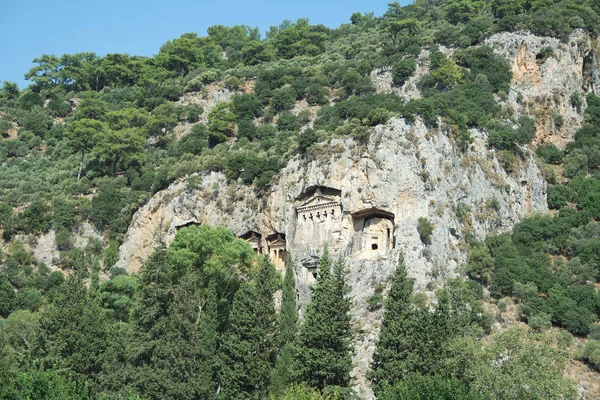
294 186 342 249
266 232 287 271
351 208 395 258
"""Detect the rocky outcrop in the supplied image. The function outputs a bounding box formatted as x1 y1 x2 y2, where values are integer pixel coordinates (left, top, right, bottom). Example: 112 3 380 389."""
10 222 102 270
116 115 547 398
174 85 236 138
486 30 599 147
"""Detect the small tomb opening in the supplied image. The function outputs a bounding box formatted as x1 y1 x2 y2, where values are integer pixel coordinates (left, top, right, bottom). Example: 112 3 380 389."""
267 232 287 271
352 208 395 257
300 257 319 285
175 221 201 231
239 230 263 254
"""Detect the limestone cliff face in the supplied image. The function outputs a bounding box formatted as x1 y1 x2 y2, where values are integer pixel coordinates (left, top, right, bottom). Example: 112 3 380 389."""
486 30 599 147
373 31 600 148
115 116 546 398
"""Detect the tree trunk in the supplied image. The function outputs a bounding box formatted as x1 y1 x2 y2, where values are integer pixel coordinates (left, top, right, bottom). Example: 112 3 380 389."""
77 150 85 180
112 154 119 177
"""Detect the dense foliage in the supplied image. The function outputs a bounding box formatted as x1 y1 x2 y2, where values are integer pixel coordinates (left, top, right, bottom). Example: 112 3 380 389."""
1 0 600 397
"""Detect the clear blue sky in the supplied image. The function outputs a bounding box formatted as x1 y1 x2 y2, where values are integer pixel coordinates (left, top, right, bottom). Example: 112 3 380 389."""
0 0 404 89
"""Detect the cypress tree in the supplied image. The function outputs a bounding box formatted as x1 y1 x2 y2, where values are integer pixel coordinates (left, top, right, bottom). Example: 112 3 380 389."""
219 257 277 399
295 249 353 391
270 259 299 396
35 273 108 393
126 248 223 400
126 249 177 398
369 253 416 393
369 255 459 394
278 259 299 347
196 280 219 399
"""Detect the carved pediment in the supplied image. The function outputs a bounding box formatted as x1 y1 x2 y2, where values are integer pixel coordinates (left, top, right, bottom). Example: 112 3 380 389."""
298 195 338 210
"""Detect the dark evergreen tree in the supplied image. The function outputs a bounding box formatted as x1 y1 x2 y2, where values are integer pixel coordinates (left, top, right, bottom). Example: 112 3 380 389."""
370 255 462 395
295 250 353 391
219 257 277 399
126 248 221 399
35 273 108 394
278 259 299 347
369 253 416 393
270 259 299 396
196 280 220 400
126 249 176 398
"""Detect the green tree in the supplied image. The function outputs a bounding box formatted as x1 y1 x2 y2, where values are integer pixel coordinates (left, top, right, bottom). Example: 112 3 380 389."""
195 280 220 399
378 373 475 400
1 81 20 99
430 58 464 90
95 127 145 176
392 58 417 86
470 327 576 399
65 118 106 179
274 19 329 59
295 250 353 391
7 369 89 400
0 310 40 396
219 257 278 399
270 260 298 396
35 274 108 393
126 250 177 398
24 54 61 90
0 276 17 318
369 253 415 392
207 102 237 147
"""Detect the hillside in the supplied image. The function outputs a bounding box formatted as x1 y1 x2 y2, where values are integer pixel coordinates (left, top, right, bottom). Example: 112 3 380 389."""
1 0 600 399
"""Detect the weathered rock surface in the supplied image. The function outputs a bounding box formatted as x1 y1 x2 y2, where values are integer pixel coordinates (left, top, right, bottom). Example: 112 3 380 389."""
486 30 599 147
114 30 600 399
10 222 103 270
116 116 547 398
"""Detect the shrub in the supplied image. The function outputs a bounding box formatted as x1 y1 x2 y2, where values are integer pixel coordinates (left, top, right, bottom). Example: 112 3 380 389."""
392 58 417 86
270 86 297 112
91 187 124 228
563 151 588 178
55 228 74 252
417 217 434 245
305 83 329 105
537 143 564 164
548 185 575 209
570 92 583 111
368 294 384 311
528 312 552 332
232 93 263 120
276 111 301 132
16 287 43 312
582 340 600 371
19 200 52 234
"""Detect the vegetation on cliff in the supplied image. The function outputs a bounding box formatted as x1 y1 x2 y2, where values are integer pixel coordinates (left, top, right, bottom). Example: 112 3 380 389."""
1 0 600 398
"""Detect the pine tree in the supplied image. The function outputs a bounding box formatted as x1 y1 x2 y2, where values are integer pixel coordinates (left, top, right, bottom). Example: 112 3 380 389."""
369 253 416 393
295 250 353 391
219 257 277 399
270 259 299 396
